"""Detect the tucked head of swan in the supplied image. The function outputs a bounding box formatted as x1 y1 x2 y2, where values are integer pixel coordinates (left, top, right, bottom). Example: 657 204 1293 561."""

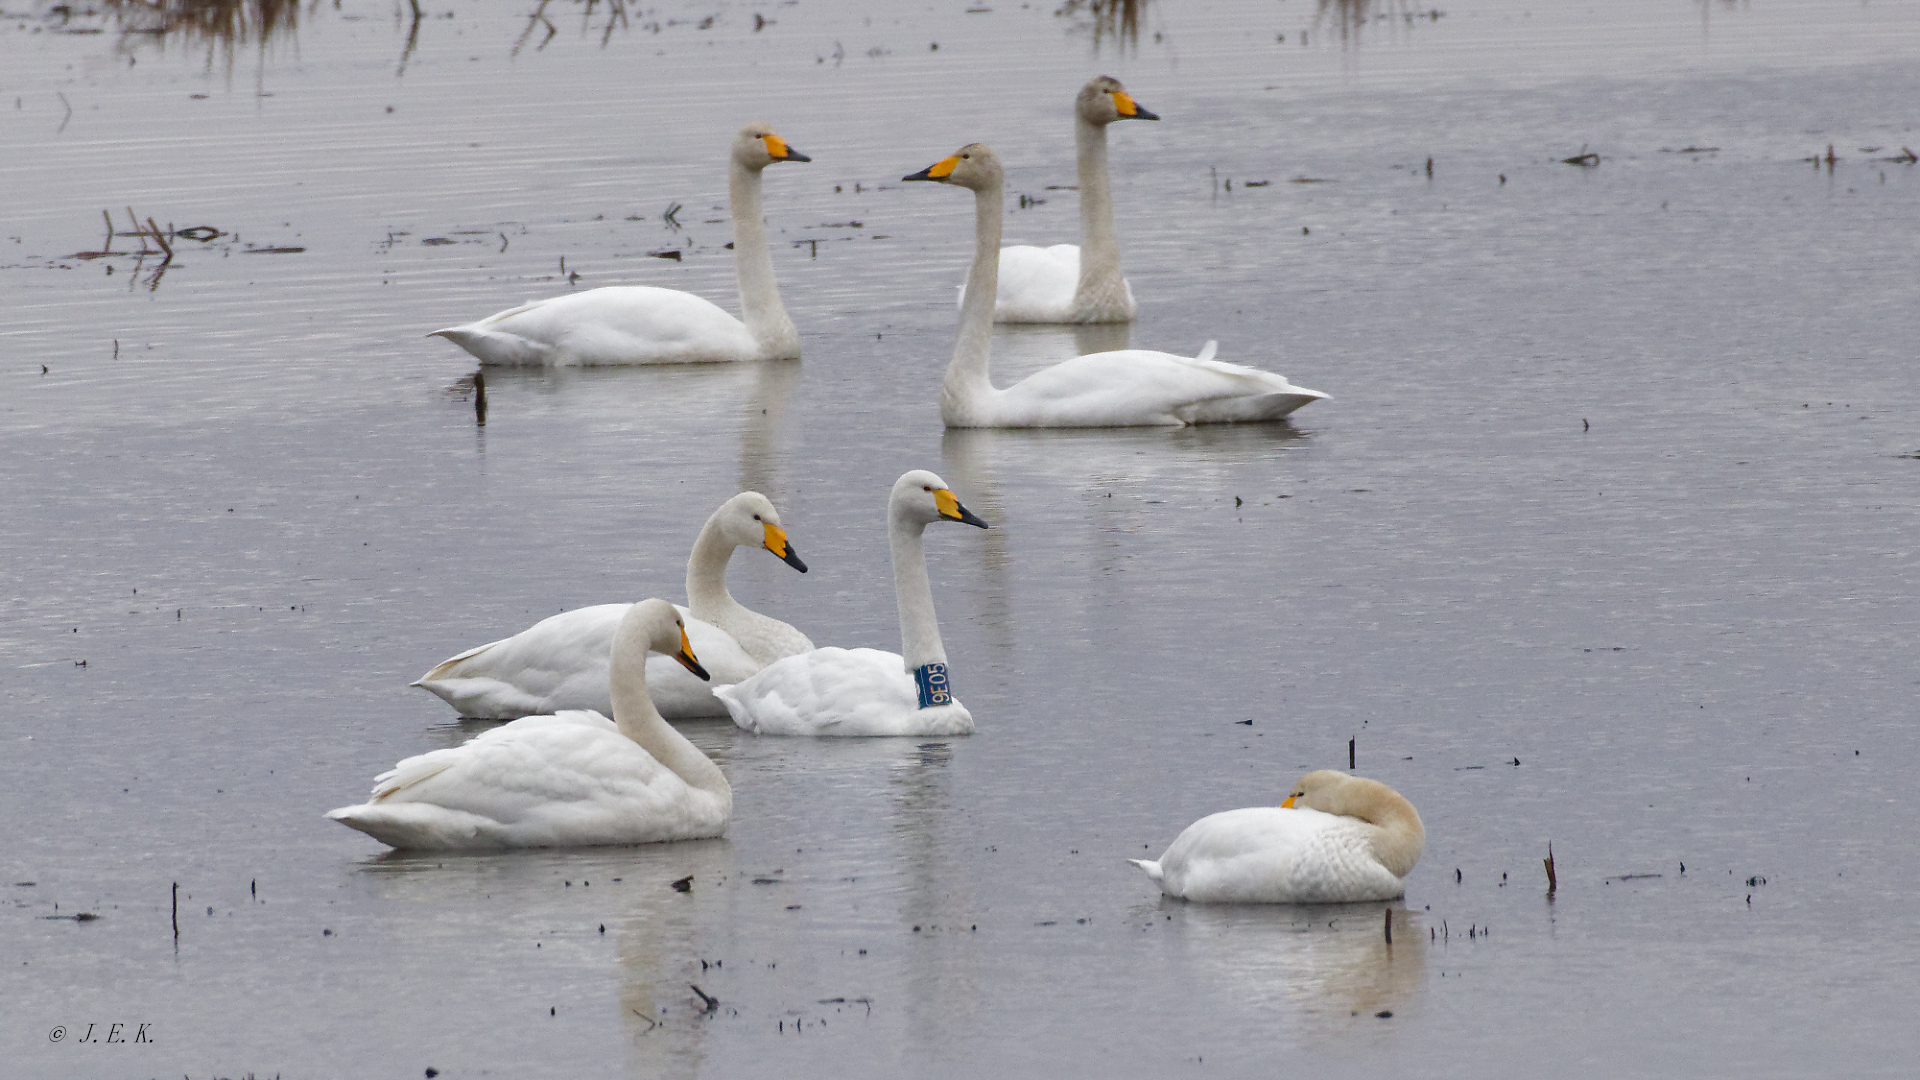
1281 769 1425 877
902 144 1001 191
734 122 812 169
1076 74 1160 125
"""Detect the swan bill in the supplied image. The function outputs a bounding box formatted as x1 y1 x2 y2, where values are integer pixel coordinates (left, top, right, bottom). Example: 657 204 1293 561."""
676 627 711 681
904 156 961 183
1111 92 1160 121
763 521 809 573
1281 794 1298 808
762 134 811 162
935 489 990 529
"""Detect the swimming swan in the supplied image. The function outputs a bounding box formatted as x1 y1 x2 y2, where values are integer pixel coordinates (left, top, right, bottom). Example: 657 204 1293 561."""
1131 771 1424 903
714 471 988 737
906 144 1329 427
412 492 811 720
329 599 731 850
979 74 1157 323
430 123 810 365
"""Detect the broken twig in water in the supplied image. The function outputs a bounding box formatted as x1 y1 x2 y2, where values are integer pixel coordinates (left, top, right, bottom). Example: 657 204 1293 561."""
1544 842 1557 895
690 984 718 1012
1562 145 1599 167
1383 907 1392 944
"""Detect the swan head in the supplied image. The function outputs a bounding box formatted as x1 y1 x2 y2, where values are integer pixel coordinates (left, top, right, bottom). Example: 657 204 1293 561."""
890 469 990 530
902 143 1002 192
1077 75 1160 126
733 122 812 171
623 598 711 681
715 491 808 573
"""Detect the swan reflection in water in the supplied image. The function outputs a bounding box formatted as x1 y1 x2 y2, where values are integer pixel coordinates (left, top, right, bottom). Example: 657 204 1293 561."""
1149 899 1428 1032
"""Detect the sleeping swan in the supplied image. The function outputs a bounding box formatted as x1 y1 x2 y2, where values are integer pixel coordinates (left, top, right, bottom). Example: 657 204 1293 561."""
412 491 811 720
713 470 989 737
329 599 730 850
430 123 810 365
907 143 1328 427
1131 771 1424 903
980 75 1158 324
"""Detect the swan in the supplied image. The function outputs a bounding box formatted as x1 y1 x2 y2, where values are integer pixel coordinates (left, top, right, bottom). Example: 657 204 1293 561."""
430 123 810 365
1130 770 1425 903
978 75 1158 324
906 144 1329 427
328 599 731 850
412 492 812 720
713 470 988 737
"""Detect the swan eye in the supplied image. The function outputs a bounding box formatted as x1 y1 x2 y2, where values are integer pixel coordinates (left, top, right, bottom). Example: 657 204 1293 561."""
753 514 762 521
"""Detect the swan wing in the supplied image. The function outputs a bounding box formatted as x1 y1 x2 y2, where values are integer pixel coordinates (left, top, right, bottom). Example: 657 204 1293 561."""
991 348 1324 427
328 711 723 849
1155 807 1404 903
413 604 628 719
713 646 973 737
413 604 757 720
434 286 758 365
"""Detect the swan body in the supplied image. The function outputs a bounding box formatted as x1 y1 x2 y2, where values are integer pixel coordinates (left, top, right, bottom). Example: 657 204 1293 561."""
714 471 989 737
414 492 811 720
431 123 810 365
907 144 1328 428
330 599 731 850
1131 771 1424 904
981 76 1155 323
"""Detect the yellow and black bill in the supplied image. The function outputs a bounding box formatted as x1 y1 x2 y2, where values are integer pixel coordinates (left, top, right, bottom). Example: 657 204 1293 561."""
1112 92 1159 121
762 133 811 162
903 155 961 183
934 489 990 529
675 626 711 681
763 521 809 573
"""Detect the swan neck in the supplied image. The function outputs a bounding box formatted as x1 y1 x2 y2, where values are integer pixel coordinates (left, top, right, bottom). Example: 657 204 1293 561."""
685 517 739 621
609 630 732 806
730 160 796 356
945 180 1003 420
1073 118 1124 306
889 510 947 673
1364 799 1426 879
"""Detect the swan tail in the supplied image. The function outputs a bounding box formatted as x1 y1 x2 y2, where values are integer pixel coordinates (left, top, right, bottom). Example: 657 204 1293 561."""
1195 340 1218 362
1128 858 1165 882
428 326 550 365
366 750 459 801
416 638 505 684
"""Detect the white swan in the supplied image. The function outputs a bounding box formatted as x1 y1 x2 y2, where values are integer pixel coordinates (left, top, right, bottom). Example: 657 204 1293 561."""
979 75 1157 324
329 599 731 850
714 471 988 737
906 144 1329 427
412 492 812 720
1131 771 1425 904
430 123 810 365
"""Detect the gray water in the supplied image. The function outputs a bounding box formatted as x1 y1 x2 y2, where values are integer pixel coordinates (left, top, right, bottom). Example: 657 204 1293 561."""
5 0 1919 1076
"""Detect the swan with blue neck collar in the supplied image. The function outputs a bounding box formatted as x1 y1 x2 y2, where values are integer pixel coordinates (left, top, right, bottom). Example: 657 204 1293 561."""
714 471 987 737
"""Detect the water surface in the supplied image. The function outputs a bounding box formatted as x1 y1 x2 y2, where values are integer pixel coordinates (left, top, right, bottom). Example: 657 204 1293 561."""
4 1 1919 1076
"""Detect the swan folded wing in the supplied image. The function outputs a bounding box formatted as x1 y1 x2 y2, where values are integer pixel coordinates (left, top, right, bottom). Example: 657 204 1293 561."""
714 647 973 737
333 712 720 848
412 604 628 718
474 287 758 365
995 349 1308 427
1162 807 1404 903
